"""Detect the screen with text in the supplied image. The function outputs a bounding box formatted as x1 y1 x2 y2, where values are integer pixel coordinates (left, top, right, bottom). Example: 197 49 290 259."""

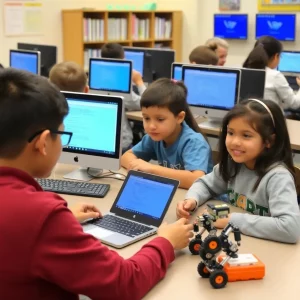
116 175 174 220
90 60 131 92
64 99 118 154
184 69 237 110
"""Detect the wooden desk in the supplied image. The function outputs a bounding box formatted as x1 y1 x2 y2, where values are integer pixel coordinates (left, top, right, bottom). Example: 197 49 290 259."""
53 164 300 299
126 111 300 163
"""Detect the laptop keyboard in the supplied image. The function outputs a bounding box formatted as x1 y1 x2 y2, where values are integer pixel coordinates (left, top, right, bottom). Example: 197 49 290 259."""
93 215 152 237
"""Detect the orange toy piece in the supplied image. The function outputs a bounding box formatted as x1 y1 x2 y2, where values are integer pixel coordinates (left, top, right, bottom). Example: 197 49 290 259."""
217 254 265 282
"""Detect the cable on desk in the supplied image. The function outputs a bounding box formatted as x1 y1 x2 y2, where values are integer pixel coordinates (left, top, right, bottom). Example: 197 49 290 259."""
87 168 126 181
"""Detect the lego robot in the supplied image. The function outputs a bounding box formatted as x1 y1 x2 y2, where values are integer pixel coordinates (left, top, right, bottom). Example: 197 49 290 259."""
189 204 242 289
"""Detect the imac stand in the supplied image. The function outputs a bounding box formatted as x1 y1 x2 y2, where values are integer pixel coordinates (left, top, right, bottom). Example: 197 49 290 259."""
63 167 103 181
199 117 223 129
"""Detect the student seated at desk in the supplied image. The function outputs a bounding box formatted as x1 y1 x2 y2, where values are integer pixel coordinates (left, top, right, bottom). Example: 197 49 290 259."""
205 37 229 66
177 99 300 244
121 78 213 189
49 61 89 93
0 69 194 300
189 42 219 65
101 43 147 150
243 36 300 111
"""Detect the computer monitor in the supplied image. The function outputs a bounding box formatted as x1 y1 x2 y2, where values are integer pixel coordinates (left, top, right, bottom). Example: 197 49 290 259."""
60 92 123 181
124 49 144 75
214 14 248 40
17 43 57 77
255 14 296 41
278 51 300 74
123 47 175 82
182 65 241 128
239 68 266 101
171 63 183 80
9 49 41 75
88 58 132 101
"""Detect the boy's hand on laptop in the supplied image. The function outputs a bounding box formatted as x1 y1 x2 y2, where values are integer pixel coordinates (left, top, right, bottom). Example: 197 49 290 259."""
128 159 152 172
132 70 144 86
158 218 193 250
176 199 197 219
70 203 102 223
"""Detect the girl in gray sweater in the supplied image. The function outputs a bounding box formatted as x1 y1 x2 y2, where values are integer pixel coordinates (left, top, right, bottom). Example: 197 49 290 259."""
177 99 300 243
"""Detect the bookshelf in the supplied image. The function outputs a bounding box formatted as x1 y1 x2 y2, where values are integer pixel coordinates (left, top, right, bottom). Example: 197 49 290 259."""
62 9 182 70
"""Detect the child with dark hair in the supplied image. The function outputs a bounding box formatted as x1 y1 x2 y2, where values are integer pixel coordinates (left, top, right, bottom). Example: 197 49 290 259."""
121 78 213 189
177 99 300 243
243 35 300 110
101 43 147 150
189 43 219 65
0 68 194 300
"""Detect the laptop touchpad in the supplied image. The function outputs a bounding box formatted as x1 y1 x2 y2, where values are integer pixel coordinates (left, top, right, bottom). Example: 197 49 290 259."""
85 227 113 239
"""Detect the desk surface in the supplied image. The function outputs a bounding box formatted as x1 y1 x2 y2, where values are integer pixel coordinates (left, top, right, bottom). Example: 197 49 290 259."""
54 164 300 299
126 111 300 151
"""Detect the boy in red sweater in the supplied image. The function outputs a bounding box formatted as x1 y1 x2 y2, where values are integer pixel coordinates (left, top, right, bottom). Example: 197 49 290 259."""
0 69 193 300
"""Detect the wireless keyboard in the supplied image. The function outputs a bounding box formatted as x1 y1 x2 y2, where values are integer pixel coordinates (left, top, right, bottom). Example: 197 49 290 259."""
36 178 110 198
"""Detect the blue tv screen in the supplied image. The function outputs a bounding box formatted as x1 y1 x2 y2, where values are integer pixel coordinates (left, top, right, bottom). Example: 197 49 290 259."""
256 14 296 41
214 14 248 40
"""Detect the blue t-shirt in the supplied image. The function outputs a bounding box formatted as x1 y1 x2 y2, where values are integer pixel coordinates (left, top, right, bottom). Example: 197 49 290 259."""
132 122 213 173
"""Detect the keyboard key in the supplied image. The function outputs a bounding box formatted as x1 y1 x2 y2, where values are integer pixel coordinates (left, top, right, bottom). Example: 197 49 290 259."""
36 178 110 198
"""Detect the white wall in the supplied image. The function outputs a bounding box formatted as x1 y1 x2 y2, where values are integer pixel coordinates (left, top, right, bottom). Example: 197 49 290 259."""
1 0 300 67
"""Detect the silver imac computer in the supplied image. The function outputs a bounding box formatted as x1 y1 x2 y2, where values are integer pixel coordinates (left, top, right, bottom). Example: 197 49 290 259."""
9 49 41 75
182 65 241 128
88 58 132 102
171 63 184 80
60 92 123 181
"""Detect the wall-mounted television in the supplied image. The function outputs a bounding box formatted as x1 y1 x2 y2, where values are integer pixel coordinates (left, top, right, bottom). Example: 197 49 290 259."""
214 14 248 40
256 14 296 41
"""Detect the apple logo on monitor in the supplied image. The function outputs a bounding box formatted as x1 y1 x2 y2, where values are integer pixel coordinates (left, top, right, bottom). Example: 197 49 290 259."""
74 156 79 162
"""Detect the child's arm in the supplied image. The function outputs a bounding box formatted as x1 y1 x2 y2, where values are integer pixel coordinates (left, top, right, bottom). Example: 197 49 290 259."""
126 70 147 111
121 135 156 170
230 170 300 244
176 164 228 218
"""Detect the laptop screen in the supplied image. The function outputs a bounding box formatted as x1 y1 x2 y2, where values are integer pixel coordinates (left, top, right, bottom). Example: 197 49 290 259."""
278 52 300 73
115 174 174 220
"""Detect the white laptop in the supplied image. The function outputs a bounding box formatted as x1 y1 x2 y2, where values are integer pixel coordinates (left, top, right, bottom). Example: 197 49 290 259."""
83 170 179 248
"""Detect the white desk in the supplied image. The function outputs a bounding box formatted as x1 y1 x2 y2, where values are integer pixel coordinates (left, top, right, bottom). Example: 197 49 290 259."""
54 164 300 299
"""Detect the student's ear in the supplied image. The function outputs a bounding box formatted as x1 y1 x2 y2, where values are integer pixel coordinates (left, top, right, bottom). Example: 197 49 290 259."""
176 111 186 124
84 85 89 93
265 134 276 148
33 130 51 156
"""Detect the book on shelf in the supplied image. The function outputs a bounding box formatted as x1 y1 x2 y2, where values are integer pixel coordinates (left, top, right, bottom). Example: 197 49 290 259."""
83 18 104 42
155 17 172 39
84 48 101 70
131 14 150 40
108 18 128 40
